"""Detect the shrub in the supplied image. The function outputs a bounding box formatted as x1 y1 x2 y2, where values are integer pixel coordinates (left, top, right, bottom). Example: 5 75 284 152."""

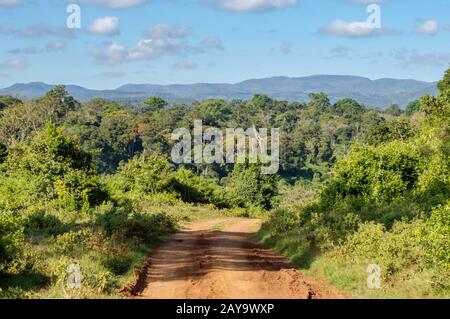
120 212 177 243
109 154 173 196
95 203 176 243
0 211 24 272
23 208 68 236
228 160 278 209
53 229 93 256
264 209 305 235
102 253 133 276
337 220 427 278
1 124 107 210
423 202 450 288
324 141 420 203
171 167 219 205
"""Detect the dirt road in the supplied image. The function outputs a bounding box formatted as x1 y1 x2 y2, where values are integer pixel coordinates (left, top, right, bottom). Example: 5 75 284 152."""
128 217 343 299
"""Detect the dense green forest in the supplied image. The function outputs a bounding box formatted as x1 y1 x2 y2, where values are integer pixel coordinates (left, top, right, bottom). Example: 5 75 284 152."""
0 68 449 298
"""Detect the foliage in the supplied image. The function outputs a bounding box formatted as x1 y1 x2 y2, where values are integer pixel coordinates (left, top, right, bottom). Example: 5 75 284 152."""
365 119 415 145
385 104 403 116
108 154 173 196
142 96 168 114
258 68 450 297
0 124 107 211
1 68 449 298
437 67 450 92
405 100 421 116
0 95 22 110
323 141 420 203
228 160 278 209
0 143 6 163
0 211 24 272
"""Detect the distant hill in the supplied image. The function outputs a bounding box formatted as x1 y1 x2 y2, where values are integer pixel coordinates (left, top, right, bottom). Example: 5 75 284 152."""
0 75 438 108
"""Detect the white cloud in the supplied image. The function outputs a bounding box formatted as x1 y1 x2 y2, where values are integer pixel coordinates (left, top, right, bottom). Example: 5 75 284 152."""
87 16 120 36
392 49 450 67
0 0 20 7
128 24 188 61
205 0 298 12
46 40 66 51
416 20 439 35
8 46 38 54
90 42 127 65
323 20 376 37
91 24 221 65
0 23 74 38
1 58 27 69
75 0 145 9
145 24 189 39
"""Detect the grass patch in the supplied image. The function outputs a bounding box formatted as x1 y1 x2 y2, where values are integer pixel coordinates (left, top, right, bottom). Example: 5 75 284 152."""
256 223 450 299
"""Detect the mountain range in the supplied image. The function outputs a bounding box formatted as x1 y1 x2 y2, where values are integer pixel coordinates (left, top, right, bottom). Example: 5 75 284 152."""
0 75 438 109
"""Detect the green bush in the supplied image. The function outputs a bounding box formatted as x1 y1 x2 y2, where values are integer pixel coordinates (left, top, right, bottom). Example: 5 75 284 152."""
171 167 223 205
228 160 278 209
95 203 176 243
120 212 177 243
53 229 94 256
23 208 68 236
102 253 133 276
1 124 108 211
423 202 450 288
337 220 427 276
264 209 305 235
108 154 173 196
0 211 24 272
325 141 420 203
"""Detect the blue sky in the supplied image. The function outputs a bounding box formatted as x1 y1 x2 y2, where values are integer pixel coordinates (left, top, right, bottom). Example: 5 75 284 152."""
0 0 449 89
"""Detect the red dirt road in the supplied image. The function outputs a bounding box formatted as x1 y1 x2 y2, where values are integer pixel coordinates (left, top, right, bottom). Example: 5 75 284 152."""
129 218 343 299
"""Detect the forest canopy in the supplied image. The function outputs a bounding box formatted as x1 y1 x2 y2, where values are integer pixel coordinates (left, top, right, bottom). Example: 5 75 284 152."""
0 68 449 298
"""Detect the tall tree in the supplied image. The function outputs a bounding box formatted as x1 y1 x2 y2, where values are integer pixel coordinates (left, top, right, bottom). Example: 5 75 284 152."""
437 66 450 92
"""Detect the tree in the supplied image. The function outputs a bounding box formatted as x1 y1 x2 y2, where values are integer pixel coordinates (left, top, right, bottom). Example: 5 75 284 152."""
308 92 331 113
437 66 450 93
365 120 415 145
99 110 142 169
385 104 403 116
324 141 420 203
0 143 7 164
251 94 273 109
2 124 106 209
142 96 168 114
0 101 54 144
229 160 278 209
0 95 22 110
332 99 365 118
405 100 421 116
39 85 79 120
189 99 231 126
109 154 173 195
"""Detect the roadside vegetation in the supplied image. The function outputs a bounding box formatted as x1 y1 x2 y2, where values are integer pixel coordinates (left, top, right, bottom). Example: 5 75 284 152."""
258 68 450 298
0 69 448 298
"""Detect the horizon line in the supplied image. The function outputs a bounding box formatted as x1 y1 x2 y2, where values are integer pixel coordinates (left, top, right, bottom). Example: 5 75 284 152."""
0 73 439 91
